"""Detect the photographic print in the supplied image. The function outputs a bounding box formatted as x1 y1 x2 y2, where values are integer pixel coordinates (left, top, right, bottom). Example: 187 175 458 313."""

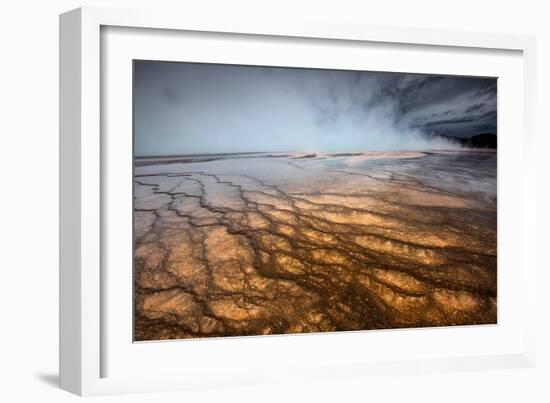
133 61 497 341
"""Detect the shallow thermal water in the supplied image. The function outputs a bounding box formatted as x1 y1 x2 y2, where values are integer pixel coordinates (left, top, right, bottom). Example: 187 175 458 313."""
133 150 497 341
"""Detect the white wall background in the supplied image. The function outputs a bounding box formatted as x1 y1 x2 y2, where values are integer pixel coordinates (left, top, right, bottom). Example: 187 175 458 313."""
0 0 548 401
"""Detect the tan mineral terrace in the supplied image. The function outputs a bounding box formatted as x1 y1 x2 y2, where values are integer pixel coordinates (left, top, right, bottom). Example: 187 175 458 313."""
133 150 497 341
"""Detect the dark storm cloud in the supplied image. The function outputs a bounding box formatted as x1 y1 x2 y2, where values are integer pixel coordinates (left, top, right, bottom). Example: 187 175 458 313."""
465 103 486 114
134 61 497 156
372 74 497 137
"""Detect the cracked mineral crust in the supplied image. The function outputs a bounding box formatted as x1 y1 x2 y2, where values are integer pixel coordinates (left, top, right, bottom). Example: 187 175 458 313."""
133 150 497 341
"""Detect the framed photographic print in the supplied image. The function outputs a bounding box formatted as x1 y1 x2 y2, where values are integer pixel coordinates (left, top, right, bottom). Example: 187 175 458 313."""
132 60 499 341
60 7 537 396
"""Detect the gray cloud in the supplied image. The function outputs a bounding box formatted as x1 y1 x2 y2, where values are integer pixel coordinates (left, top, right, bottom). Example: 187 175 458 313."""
465 103 486 114
134 61 497 156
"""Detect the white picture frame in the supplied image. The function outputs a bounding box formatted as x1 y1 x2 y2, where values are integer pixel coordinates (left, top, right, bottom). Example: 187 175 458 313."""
59 6 537 396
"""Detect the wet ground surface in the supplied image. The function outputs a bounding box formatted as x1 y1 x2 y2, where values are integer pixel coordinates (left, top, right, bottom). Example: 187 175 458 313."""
133 150 497 341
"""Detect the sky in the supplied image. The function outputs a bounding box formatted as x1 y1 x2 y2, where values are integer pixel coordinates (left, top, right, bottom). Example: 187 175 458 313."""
134 61 497 156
